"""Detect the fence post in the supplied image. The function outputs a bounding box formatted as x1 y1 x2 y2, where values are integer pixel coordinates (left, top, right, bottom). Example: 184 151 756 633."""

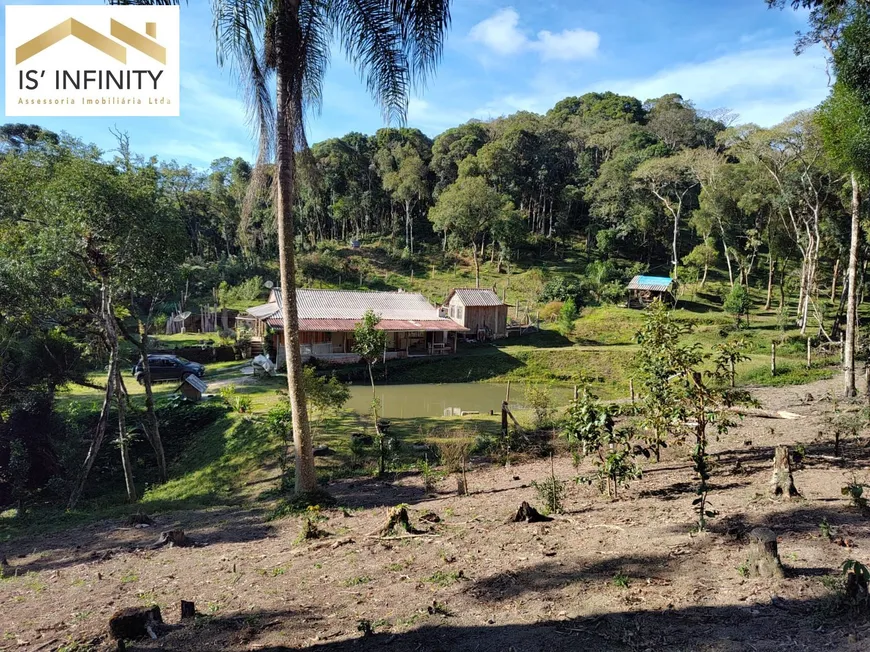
629 378 635 404
771 342 777 377
806 337 812 369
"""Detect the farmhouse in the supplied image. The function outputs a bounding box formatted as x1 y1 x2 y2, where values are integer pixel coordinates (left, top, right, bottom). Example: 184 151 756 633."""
626 275 675 308
241 288 467 364
443 288 509 340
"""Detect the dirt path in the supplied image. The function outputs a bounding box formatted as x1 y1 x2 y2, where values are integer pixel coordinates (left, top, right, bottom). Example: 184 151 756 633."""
3 376 870 651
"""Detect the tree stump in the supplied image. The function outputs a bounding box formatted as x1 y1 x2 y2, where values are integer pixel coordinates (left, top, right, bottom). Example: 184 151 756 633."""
151 530 195 549
747 527 785 579
126 512 154 527
769 445 801 498
380 506 422 536
0 555 9 578
508 501 552 524
180 600 196 620
109 606 163 651
845 568 869 606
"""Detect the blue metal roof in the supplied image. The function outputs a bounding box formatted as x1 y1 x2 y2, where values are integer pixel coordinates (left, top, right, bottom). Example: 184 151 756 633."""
627 275 674 292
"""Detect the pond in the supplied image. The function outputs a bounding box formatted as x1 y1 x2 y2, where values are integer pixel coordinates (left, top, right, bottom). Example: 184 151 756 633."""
344 383 575 419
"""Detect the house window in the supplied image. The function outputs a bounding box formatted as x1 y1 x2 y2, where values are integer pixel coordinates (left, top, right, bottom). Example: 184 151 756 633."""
456 306 464 321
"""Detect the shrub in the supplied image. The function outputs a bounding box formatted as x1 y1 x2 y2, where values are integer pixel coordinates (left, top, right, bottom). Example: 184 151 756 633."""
525 383 555 430
541 276 583 303
539 301 564 323
724 284 751 326
558 298 579 335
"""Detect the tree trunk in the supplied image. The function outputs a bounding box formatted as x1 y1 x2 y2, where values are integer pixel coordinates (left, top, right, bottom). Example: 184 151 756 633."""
471 241 480 289
137 318 166 482
116 366 138 503
764 258 775 311
275 14 317 495
831 258 840 302
68 283 119 509
844 172 860 398
769 445 800 498
701 262 709 286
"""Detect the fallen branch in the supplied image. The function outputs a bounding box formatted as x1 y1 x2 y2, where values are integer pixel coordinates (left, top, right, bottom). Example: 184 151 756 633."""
729 407 803 420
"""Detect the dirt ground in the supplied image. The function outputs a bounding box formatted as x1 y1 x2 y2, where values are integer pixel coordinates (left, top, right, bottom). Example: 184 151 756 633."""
4 377 870 652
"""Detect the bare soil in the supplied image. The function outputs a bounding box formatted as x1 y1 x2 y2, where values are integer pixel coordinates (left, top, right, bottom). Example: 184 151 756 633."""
4 377 870 651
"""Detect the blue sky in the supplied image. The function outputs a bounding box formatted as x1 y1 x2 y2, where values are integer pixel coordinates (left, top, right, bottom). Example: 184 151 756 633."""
1 0 828 168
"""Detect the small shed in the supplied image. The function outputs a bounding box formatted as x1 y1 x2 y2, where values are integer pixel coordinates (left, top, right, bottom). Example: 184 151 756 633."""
177 375 208 402
626 275 675 308
444 288 509 340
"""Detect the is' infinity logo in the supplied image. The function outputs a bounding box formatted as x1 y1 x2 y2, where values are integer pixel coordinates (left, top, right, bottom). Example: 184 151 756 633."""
16 18 166 65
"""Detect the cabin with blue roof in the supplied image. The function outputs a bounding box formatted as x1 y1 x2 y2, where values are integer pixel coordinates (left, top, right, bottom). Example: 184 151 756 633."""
626 275 675 308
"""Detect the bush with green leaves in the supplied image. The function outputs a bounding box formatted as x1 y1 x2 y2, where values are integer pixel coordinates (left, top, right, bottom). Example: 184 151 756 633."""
634 300 744 530
558 298 578 335
541 276 583 304
564 389 643 499
723 284 751 327
525 383 555 430
532 458 567 514
219 385 252 413
714 338 750 387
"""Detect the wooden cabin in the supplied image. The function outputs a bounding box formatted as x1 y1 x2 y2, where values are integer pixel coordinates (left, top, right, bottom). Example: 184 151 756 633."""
626 275 675 308
243 288 468 366
443 288 509 340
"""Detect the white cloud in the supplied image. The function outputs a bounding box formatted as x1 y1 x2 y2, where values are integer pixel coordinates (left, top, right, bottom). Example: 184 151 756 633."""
533 28 600 61
469 7 599 61
469 7 527 55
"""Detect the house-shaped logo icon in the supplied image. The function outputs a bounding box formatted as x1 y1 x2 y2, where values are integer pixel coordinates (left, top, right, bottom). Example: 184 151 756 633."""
16 18 166 65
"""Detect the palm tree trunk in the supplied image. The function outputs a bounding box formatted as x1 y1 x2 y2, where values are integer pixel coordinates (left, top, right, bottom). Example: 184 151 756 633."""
844 172 860 397
275 17 317 495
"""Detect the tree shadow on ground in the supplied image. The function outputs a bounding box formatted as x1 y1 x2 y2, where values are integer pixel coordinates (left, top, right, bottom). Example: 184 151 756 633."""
130 595 866 652
2 505 276 575
674 299 720 314
465 555 674 603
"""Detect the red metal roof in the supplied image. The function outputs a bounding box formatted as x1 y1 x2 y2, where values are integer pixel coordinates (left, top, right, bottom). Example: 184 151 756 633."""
264 317 468 332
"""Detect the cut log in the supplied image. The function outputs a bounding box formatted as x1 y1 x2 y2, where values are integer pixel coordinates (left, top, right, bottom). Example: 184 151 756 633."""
151 530 195 549
508 501 552 524
109 606 163 649
747 527 785 579
770 445 801 498
379 506 422 536
180 600 196 620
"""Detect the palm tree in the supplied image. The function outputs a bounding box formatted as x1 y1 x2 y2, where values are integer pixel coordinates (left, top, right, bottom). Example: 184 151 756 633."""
125 0 451 495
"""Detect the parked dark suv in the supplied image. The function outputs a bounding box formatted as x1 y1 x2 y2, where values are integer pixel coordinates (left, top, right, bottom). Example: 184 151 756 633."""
132 355 205 385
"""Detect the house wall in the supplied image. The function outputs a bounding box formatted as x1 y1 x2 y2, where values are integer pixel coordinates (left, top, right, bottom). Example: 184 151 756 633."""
448 296 507 337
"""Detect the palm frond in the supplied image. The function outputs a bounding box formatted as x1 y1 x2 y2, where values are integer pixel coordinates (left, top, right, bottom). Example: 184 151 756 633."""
327 0 410 124
386 0 450 83
326 0 449 124
212 0 274 163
